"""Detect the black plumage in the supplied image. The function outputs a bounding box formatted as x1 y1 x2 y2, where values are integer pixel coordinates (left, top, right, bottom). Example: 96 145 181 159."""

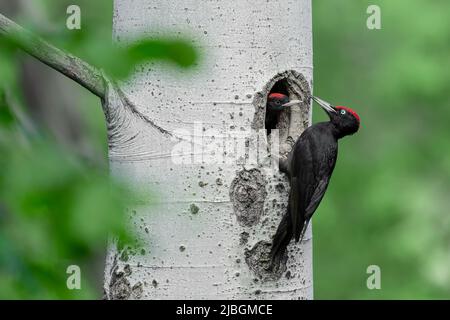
265 93 290 135
270 96 360 267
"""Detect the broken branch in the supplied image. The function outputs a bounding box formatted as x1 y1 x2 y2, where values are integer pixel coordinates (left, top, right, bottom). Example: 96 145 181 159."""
0 13 105 99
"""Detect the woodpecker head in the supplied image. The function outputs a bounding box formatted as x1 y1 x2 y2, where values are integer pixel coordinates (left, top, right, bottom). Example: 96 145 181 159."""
312 96 360 137
267 93 301 112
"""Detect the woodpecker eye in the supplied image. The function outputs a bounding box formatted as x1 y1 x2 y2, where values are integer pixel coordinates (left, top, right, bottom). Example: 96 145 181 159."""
340 109 346 115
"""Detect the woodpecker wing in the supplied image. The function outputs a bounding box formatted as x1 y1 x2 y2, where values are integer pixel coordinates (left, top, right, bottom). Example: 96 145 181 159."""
305 176 331 220
290 125 338 242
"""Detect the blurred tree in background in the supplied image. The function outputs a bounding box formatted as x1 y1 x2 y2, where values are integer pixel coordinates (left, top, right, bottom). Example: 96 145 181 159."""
0 0 197 299
312 0 450 299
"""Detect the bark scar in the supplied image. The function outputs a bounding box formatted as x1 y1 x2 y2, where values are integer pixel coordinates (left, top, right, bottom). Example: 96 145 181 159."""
101 74 181 150
229 168 268 227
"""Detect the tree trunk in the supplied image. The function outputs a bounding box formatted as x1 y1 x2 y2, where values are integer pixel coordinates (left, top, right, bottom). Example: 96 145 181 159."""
103 0 314 300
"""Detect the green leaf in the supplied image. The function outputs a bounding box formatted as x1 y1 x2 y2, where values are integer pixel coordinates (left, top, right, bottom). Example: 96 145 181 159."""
127 39 198 68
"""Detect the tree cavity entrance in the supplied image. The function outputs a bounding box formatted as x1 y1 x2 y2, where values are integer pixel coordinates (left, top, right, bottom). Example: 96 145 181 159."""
251 70 311 158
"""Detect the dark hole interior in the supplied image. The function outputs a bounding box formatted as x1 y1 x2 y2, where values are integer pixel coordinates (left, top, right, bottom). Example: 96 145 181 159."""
266 79 289 136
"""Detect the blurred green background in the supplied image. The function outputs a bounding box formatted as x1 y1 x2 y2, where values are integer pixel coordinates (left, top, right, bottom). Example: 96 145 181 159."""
0 0 197 299
313 0 450 299
0 0 449 299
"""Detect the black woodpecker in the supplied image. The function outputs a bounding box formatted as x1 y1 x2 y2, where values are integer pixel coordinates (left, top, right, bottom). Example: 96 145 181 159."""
265 93 301 135
270 96 360 267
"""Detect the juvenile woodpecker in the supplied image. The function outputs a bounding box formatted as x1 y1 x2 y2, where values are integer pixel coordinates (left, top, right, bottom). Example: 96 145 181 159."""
270 96 360 266
265 93 301 134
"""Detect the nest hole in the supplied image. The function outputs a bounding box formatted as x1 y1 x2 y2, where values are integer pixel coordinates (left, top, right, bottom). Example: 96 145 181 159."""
251 70 311 157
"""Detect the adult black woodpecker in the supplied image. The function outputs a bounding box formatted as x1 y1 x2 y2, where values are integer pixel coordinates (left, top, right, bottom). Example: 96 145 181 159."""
270 96 360 267
265 93 301 135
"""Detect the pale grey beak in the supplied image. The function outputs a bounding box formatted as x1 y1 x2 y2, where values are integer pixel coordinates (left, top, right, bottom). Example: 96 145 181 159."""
312 96 337 114
281 100 302 107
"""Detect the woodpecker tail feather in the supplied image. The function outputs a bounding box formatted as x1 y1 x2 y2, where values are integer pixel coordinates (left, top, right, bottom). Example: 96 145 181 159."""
269 213 293 268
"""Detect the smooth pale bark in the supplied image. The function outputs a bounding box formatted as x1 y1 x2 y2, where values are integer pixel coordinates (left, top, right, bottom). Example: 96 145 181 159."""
104 0 314 299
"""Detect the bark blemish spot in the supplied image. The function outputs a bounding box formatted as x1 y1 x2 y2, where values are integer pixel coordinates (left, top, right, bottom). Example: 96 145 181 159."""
108 263 143 300
275 183 285 192
240 231 250 245
119 250 129 262
229 168 267 227
244 241 287 281
131 282 143 298
189 204 199 214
